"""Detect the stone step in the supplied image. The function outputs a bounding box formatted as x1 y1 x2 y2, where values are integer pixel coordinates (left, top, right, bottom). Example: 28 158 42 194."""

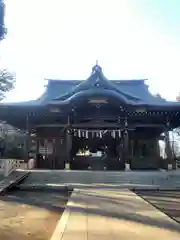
20 170 180 189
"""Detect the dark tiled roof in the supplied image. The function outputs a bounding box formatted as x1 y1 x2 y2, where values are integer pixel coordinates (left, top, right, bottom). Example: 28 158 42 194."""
37 77 170 106
2 65 180 108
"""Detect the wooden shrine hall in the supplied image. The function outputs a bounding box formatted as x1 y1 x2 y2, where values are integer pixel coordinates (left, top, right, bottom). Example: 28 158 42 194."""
0 64 180 170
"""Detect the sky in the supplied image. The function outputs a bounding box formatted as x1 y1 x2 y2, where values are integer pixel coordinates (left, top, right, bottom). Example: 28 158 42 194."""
0 0 180 102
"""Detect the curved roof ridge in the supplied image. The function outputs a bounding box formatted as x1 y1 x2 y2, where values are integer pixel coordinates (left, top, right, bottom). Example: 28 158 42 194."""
45 78 147 84
51 65 143 102
46 79 82 84
114 79 148 83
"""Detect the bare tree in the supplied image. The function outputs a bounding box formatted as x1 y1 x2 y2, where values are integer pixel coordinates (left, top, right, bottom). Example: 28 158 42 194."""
171 133 179 158
0 69 15 100
173 128 180 137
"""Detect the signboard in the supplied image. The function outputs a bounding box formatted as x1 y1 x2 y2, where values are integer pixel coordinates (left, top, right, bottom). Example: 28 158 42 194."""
88 98 108 104
39 139 53 155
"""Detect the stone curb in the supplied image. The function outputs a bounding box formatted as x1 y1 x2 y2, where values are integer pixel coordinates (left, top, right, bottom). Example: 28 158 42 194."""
50 190 75 240
19 183 180 191
0 172 30 195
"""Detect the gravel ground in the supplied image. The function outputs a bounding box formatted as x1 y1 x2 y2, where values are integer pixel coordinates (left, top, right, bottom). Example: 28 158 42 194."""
134 190 180 224
0 188 70 240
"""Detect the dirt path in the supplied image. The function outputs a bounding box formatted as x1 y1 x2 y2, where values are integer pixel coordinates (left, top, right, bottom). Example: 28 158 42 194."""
0 189 70 240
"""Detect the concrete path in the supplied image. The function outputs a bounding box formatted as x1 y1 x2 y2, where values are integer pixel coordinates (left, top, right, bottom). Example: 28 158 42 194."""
51 188 180 240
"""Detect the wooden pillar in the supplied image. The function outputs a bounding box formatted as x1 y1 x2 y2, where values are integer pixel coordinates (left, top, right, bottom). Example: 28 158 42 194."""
36 137 39 168
164 120 174 170
36 137 39 156
124 119 130 171
25 112 31 163
65 116 72 169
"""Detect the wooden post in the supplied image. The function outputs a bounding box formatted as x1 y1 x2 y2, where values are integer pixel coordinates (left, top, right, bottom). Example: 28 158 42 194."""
124 119 130 171
164 120 173 170
25 112 30 163
65 116 72 169
35 137 39 168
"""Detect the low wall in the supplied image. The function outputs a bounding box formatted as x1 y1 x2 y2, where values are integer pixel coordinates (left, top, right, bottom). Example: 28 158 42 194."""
0 159 4 175
0 158 35 177
0 159 17 177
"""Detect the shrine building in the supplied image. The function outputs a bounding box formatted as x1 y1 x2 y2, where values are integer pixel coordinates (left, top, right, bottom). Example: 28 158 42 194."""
0 64 179 170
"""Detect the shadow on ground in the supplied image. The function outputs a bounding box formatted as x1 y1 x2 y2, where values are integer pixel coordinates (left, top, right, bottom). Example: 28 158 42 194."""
0 187 70 213
1 186 180 234
134 190 180 225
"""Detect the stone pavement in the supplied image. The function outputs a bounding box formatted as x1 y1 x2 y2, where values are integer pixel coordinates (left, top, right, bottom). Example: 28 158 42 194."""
23 170 180 190
0 170 29 193
51 188 180 240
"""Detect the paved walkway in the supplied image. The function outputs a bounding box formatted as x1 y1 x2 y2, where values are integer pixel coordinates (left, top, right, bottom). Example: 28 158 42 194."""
51 188 180 240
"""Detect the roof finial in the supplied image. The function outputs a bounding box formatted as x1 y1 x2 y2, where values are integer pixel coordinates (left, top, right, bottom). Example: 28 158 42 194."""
92 61 102 73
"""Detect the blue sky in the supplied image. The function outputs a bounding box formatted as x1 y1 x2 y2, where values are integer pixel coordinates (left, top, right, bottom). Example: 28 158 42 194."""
0 0 180 102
